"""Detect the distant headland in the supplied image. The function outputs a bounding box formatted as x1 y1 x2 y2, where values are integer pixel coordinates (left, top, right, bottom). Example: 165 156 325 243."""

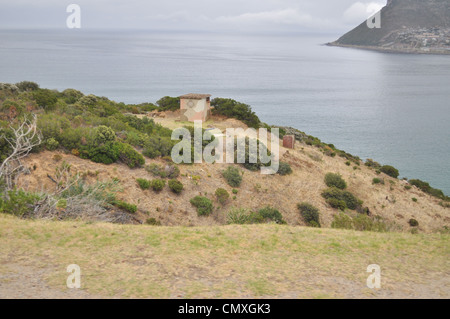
328 0 450 55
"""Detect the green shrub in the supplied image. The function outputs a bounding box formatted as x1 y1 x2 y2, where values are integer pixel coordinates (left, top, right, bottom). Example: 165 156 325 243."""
412 197 418 202
222 166 242 187
190 196 213 216
404 185 412 190
0 189 41 217
146 218 161 226
331 212 354 230
326 198 347 210
156 96 180 112
215 188 230 205
168 179 183 194
142 135 174 158
380 165 399 178
345 161 351 166
258 206 285 224
84 142 119 165
365 159 381 169
372 178 383 185
278 162 293 175
136 178 151 190
115 142 145 168
408 219 419 227
409 179 446 199
232 189 238 194
15 81 39 92
33 89 58 110
332 212 388 232
61 88 84 104
113 200 137 214
321 187 359 210
211 98 261 129
226 208 250 224
324 173 347 189
93 125 116 144
150 179 166 192
297 202 321 227
352 214 388 232
45 138 59 151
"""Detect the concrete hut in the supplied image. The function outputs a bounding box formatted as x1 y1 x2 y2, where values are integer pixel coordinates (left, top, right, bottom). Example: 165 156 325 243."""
179 93 211 122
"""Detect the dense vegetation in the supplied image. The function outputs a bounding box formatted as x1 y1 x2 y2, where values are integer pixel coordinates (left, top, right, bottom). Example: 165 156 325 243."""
211 98 261 128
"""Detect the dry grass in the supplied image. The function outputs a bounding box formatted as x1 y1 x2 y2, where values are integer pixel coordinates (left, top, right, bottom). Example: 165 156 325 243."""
0 213 448 298
14 115 450 232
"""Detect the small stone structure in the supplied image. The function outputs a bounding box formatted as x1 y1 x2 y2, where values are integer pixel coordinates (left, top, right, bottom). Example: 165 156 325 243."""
283 135 295 149
179 93 211 122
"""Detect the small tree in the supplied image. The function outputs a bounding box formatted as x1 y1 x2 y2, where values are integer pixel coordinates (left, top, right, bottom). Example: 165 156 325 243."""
0 115 42 189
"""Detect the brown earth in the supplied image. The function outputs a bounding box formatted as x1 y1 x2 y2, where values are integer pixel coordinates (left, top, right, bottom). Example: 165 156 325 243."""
16 115 449 233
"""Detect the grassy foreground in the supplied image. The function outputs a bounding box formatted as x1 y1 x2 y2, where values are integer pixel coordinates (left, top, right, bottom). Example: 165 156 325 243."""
0 213 448 298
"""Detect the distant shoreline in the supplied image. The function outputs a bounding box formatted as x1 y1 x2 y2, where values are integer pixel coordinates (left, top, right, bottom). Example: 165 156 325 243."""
326 42 450 55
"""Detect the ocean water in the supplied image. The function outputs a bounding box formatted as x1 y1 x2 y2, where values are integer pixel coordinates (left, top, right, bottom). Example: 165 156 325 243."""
0 29 449 194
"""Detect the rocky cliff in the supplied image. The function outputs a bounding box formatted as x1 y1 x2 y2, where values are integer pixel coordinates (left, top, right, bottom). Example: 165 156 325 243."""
329 0 450 54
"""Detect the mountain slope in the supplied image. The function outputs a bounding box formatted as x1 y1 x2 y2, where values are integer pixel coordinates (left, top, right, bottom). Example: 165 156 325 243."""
329 0 450 54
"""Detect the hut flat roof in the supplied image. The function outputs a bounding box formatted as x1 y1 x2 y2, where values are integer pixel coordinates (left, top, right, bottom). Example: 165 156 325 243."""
179 93 211 100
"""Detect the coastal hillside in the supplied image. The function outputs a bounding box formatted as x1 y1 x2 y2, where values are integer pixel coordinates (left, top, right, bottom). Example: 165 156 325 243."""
329 0 450 54
1 82 449 233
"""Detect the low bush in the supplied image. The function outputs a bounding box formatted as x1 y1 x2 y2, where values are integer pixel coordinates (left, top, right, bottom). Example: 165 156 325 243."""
116 142 145 168
45 138 59 151
145 163 180 178
168 179 183 194
136 178 151 190
324 173 347 189
215 188 230 205
352 214 388 232
365 159 381 169
226 208 250 224
190 196 213 216
258 206 285 224
150 179 166 192
321 187 359 210
33 89 58 110
0 189 41 217
409 179 446 199
222 166 242 187
211 98 261 129
146 218 161 226
326 198 347 210
297 202 321 227
372 178 383 185
331 212 354 230
380 165 399 178
408 219 419 227
113 200 137 214
277 162 293 176
16 81 39 92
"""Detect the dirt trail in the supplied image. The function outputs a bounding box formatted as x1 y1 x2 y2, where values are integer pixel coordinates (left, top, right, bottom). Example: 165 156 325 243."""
0 263 99 299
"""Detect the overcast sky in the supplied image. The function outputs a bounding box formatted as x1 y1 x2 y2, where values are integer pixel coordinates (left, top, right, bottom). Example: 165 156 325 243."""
0 0 387 33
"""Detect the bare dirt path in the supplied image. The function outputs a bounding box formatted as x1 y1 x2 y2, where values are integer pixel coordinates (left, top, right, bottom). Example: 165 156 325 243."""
0 263 99 299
